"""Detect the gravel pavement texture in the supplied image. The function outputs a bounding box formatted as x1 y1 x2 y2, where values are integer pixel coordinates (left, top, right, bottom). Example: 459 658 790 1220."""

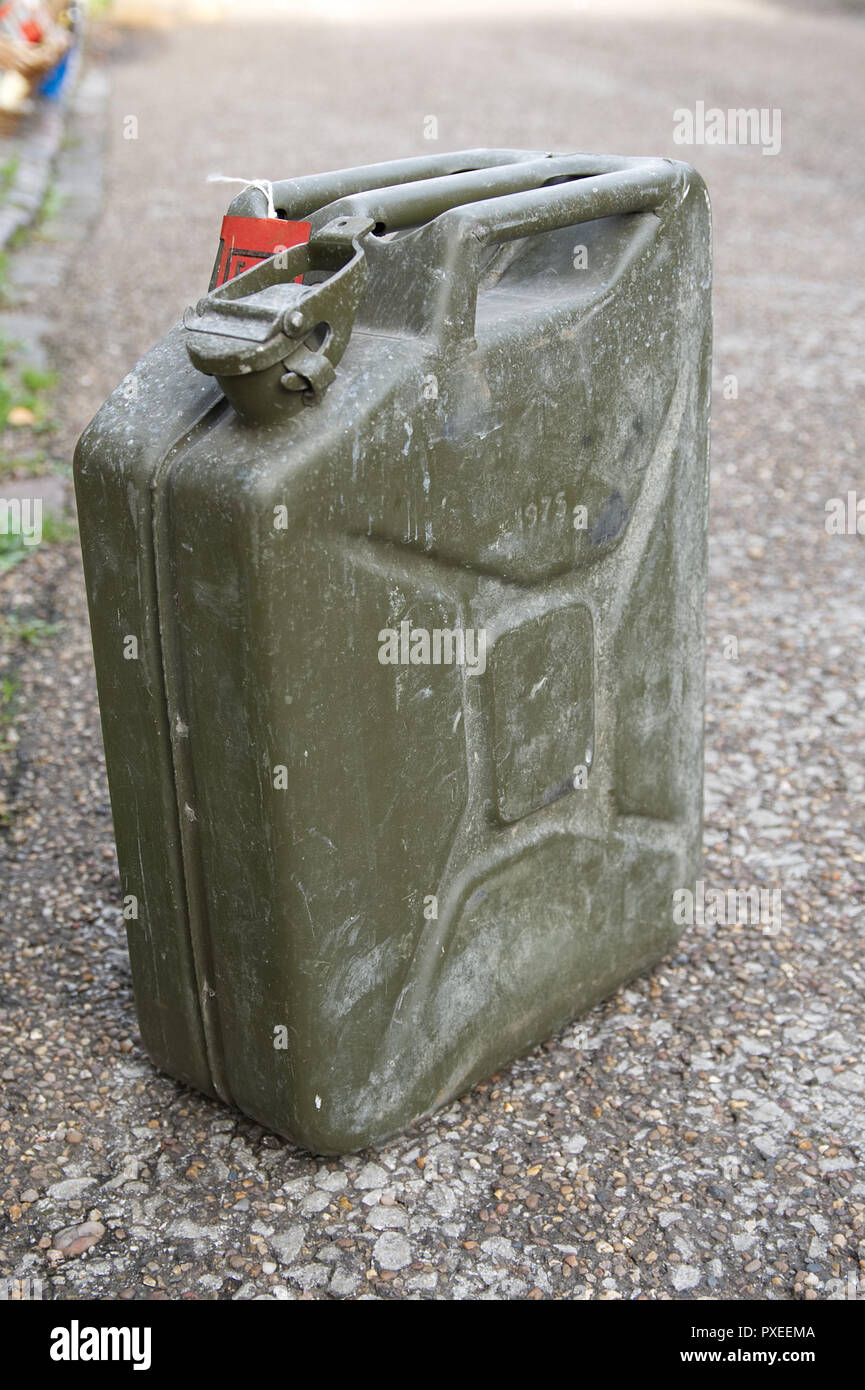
0 4 863 1300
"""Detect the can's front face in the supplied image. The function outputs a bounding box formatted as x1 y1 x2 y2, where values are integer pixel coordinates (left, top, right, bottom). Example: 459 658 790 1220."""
75 152 711 1153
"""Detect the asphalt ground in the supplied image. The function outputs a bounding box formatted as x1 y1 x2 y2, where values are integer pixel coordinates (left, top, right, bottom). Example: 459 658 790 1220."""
0 3 862 1300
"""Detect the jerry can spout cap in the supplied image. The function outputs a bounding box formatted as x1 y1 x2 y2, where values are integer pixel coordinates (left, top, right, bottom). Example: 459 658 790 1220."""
183 215 374 419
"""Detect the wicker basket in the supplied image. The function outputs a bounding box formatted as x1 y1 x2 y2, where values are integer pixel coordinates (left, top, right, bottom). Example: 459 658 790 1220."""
0 25 69 78
0 21 70 130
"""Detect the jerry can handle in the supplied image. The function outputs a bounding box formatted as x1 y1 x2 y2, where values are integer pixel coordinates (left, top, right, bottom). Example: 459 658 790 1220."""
307 154 678 236
446 158 681 247
299 155 686 344
417 159 686 346
225 149 557 221
443 158 688 344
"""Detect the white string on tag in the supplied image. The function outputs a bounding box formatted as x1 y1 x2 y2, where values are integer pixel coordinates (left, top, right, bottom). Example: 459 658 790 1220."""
206 174 276 220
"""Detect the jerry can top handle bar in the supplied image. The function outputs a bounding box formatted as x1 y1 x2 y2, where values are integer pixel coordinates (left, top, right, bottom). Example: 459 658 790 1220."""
301 153 680 237
442 157 680 247
185 155 684 401
224 149 677 227
225 148 563 221
307 155 680 244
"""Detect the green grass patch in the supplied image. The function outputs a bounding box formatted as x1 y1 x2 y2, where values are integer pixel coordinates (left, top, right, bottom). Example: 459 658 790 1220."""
0 450 51 482
0 672 19 784
20 367 57 395
0 157 19 203
0 511 78 572
0 612 60 646
10 184 67 249
0 335 60 434
0 671 18 726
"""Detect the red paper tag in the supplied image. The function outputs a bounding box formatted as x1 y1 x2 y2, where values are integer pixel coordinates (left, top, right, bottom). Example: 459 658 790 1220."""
214 216 311 287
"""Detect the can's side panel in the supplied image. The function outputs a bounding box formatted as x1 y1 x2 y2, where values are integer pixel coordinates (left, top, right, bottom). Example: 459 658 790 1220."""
74 329 223 1096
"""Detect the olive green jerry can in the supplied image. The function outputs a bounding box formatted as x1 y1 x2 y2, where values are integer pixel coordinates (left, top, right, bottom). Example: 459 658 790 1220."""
74 150 712 1153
